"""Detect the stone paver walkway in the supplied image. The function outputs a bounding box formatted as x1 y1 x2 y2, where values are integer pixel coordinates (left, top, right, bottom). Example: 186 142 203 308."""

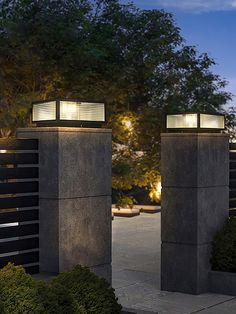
112 213 236 314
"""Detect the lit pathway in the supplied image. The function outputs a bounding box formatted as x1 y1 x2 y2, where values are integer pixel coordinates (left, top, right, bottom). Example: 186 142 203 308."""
112 213 236 314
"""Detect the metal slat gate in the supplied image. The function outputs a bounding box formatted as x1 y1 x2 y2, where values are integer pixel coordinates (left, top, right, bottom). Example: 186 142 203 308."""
0 138 39 274
229 143 236 217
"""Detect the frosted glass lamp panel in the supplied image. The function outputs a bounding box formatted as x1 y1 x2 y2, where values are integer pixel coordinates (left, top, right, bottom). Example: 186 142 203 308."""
79 102 105 122
33 101 56 121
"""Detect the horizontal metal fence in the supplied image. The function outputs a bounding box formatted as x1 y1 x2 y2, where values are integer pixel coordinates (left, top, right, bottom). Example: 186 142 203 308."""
0 138 39 274
229 143 236 217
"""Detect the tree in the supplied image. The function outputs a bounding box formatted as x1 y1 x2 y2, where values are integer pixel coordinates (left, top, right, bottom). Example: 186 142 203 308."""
0 0 232 204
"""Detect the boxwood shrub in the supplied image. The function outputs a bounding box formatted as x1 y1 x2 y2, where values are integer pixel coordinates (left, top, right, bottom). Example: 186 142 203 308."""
0 263 45 314
211 217 236 273
51 265 122 314
0 263 121 314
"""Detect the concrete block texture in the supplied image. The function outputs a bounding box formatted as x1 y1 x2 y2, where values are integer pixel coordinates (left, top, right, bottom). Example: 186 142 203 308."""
209 271 236 296
17 127 112 282
39 196 111 274
161 186 228 244
161 133 229 188
161 242 211 294
17 127 112 199
161 133 229 295
39 198 59 273
59 196 112 272
90 264 112 283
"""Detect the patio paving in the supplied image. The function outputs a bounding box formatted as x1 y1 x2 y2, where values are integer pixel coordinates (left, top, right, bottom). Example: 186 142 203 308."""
112 213 236 314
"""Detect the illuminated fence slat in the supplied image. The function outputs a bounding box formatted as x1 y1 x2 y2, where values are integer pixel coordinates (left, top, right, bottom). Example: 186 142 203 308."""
0 138 39 274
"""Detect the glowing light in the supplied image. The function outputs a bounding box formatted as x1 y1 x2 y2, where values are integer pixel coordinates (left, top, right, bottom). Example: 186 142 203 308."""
0 150 6 153
149 181 162 202
166 113 225 131
60 101 78 120
124 120 132 129
167 114 197 129
32 100 105 127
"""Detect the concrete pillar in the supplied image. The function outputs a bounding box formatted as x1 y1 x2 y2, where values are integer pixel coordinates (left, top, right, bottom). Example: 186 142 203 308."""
161 133 229 294
17 127 112 282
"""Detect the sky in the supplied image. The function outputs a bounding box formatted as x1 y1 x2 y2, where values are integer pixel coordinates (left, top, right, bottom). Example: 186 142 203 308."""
122 0 236 108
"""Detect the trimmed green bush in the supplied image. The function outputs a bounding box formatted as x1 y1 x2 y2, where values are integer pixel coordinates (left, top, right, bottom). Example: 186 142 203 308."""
0 263 122 314
211 218 236 273
51 265 122 314
0 263 45 314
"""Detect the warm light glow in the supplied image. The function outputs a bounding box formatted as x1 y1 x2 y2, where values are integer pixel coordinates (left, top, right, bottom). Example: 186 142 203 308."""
184 114 197 128
32 101 56 121
60 101 79 120
32 100 105 125
200 114 225 129
166 113 225 130
167 114 198 129
0 150 6 153
149 181 162 202
124 120 132 129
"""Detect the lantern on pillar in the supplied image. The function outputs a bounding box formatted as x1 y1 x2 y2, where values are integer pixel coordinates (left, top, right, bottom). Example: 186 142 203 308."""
166 113 225 132
32 100 105 128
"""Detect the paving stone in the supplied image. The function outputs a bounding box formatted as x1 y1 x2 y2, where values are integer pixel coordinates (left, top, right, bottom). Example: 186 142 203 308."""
112 214 235 314
191 298 236 314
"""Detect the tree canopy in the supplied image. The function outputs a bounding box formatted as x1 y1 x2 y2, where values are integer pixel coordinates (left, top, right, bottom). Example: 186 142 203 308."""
0 0 233 204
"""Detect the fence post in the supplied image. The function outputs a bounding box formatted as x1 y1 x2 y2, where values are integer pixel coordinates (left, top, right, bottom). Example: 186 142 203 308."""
161 133 229 294
17 127 112 282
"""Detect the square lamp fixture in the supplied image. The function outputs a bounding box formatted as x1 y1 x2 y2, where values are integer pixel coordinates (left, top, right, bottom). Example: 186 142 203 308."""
166 113 225 132
32 100 105 127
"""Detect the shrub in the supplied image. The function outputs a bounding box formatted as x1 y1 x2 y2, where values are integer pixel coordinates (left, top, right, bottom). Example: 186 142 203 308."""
211 218 236 273
0 263 45 314
51 265 122 314
0 263 122 314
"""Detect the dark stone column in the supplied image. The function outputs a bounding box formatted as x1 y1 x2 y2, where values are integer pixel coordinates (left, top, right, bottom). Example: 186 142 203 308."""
17 127 112 282
161 133 229 294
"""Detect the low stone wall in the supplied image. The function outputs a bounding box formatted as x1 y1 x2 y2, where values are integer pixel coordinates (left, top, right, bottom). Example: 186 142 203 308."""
209 271 236 296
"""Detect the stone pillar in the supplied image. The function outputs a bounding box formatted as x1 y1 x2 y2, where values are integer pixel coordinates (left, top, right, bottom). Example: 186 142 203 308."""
17 127 112 282
161 133 229 294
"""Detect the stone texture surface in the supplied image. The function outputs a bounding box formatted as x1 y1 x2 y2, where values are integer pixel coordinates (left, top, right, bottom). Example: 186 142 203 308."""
161 186 228 244
58 196 111 271
161 242 211 294
90 264 112 283
17 127 112 281
17 127 112 199
161 133 229 188
39 198 59 273
161 133 229 295
209 271 236 296
58 132 111 199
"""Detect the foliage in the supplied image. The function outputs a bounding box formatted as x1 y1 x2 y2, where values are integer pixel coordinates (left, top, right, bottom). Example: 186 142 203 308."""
211 218 236 273
115 195 137 209
0 263 122 314
224 106 236 142
0 263 45 314
111 111 160 205
0 0 232 203
51 265 121 314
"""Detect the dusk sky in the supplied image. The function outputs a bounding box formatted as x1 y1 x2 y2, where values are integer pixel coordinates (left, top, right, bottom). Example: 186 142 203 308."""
122 0 236 108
